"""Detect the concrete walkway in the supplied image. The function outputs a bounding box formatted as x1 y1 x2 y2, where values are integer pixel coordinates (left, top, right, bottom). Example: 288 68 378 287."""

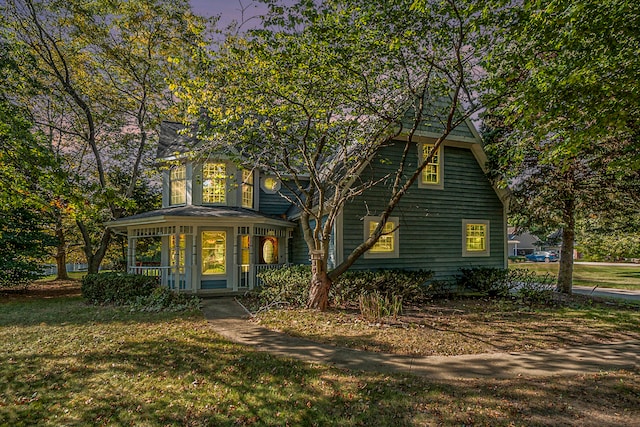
201 298 639 380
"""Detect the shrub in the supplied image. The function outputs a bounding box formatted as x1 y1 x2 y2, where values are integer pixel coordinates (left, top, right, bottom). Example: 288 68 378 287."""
512 270 557 306
332 269 434 306
455 267 514 297
358 291 403 323
81 272 160 305
130 287 201 312
254 265 312 308
82 272 200 311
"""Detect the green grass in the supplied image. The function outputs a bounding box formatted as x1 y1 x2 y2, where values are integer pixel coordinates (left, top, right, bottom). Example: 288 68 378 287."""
38 271 87 281
1 296 639 426
510 262 640 290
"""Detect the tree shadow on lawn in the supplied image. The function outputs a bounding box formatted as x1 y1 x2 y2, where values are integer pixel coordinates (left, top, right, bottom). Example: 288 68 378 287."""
2 329 638 426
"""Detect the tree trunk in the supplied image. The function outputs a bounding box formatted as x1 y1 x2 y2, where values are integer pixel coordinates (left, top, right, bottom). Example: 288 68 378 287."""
307 255 331 311
54 224 69 280
77 220 111 274
557 199 576 294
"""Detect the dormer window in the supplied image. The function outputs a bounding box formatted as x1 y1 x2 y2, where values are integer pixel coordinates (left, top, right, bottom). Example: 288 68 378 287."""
419 143 444 189
170 165 186 205
203 162 227 204
241 169 254 209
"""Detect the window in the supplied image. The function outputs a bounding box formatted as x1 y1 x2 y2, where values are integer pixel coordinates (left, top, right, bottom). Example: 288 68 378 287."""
169 234 185 268
364 216 399 258
202 231 226 274
241 169 254 209
261 176 281 193
169 165 186 205
419 143 443 188
240 235 250 273
202 163 227 204
259 237 278 264
462 220 490 257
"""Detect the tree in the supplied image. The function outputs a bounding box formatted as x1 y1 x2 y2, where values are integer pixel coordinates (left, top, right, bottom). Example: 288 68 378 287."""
1 0 208 273
177 0 500 309
483 0 640 293
0 99 58 288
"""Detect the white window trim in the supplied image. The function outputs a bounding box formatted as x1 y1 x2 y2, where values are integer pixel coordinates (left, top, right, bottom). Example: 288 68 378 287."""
364 216 400 259
169 164 187 206
462 219 490 257
417 143 444 190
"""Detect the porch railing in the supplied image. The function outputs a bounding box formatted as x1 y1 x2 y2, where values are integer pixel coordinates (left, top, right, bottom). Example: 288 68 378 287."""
129 265 187 291
238 263 287 290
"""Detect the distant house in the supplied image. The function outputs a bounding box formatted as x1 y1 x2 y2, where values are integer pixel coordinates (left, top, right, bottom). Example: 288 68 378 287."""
508 227 562 257
108 115 509 295
508 227 540 256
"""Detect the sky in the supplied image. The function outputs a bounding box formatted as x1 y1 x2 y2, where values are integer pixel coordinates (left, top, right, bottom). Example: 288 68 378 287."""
190 0 269 26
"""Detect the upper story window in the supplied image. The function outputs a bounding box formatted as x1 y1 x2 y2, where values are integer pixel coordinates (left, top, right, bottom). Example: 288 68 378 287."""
462 219 490 257
419 143 443 189
170 165 186 205
202 162 226 204
241 169 254 209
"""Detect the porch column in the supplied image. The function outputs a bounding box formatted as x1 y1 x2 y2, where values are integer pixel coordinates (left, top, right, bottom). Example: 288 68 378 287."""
127 235 137 274
232 229 238 292
191 228 198 292
173 231 181 290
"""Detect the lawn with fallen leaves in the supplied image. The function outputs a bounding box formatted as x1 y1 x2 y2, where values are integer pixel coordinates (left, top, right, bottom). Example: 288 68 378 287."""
1 282 638 426
253 297 640 356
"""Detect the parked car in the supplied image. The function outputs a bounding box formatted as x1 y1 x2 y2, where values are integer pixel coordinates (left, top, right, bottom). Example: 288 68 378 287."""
525 251 559 263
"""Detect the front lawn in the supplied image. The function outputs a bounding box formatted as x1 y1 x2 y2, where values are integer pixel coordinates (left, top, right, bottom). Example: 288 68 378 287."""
254 298 640 357
509 262 640 290
1 287 639 426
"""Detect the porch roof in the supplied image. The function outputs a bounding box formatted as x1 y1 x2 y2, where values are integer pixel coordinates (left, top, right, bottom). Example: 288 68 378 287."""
107 205 294 230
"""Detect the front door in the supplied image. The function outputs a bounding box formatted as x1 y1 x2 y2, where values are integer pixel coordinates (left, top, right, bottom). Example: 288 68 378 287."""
200 229 230 289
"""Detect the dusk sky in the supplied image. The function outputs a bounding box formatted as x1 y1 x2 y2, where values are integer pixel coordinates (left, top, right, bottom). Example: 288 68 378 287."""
190 0 269 26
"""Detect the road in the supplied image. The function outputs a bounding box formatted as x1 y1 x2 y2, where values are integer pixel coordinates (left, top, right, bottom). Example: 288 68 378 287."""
572 285 640 302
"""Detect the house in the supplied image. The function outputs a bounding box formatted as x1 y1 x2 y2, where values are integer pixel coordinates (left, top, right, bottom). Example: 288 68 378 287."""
108 117 509 294
508 227 562 257
508 227 540 256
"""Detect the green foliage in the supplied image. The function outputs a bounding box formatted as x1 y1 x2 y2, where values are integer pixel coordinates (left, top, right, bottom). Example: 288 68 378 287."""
81 272 160 305
483 0 640 292
332 269 434 305
0 207 55 288
254 265 312 308
130 286 201 312
456 267 514 297
457 266 560 305
252 266 435 309
358 292 403 323
514 278 557 307
82 272 199 311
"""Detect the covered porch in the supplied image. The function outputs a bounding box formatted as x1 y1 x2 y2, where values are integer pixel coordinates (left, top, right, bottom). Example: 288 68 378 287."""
108 206 294 294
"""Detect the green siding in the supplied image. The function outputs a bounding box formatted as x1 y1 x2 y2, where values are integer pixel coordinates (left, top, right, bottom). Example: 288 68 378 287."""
402 100 476 140
340 141 505 281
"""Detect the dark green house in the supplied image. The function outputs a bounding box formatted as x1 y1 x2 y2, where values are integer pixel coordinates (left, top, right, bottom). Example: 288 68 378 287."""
108 116 508 293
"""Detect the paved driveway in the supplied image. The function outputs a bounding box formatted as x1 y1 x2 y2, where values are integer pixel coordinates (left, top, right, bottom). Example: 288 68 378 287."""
573 286 640 301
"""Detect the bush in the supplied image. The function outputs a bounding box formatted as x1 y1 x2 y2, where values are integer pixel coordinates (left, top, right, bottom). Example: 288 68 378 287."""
82 272 159 305
455 267 514 297
358 292 403 323
130 287 201 312
82 272 200 311
332 269 434 306
254 265 312 308
512 270 557 306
